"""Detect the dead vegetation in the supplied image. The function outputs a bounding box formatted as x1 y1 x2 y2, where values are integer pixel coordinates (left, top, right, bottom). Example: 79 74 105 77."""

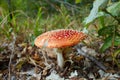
0 33 120 80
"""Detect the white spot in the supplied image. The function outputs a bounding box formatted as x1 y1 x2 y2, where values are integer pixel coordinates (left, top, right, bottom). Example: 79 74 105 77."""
58 37 61 39
64 35 67 38
46 70 64 80
69 70 78 78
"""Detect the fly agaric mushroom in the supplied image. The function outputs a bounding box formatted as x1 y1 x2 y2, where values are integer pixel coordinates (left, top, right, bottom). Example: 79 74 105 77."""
34 29 87 69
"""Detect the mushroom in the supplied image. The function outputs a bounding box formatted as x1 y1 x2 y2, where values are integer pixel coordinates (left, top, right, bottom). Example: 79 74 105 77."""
34 29 87 69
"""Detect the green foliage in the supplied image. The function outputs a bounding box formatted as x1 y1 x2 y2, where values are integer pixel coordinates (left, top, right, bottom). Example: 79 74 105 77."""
100 36 120 52
84 0 120 52
0 0 9 10
0 0 92 44
0 9 33 41
34 8 43 37
107 1 120 17
75 0 82 4
98 25 115 36
112 49 120 67
83 0 108 25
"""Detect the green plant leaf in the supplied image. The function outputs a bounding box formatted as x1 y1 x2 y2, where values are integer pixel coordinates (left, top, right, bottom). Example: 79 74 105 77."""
113 49 120 58
98 25 115 36
107 1 120 17
114 36 120 46
75 0 82 4
34 7 43 36
100 36 112 52
113 49 120 67
100 35 120 52
83 0 108 25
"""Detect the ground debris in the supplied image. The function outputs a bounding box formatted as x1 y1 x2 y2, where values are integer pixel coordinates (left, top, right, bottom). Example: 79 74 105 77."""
0 40 120 80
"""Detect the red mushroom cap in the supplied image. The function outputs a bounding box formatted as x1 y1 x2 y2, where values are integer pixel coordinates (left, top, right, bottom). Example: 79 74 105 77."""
34 29 87 48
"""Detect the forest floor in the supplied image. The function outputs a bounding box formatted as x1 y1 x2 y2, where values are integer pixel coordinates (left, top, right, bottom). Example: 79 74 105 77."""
0 34 120 80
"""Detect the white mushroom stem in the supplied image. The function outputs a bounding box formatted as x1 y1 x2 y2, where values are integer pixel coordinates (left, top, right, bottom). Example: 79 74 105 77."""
54 48 64 69
57 52 64 68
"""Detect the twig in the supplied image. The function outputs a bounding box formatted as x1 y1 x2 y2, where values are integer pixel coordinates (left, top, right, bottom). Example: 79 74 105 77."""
8 53 13 80
75 45 107 72
8 33 16 80
41 48 52 68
